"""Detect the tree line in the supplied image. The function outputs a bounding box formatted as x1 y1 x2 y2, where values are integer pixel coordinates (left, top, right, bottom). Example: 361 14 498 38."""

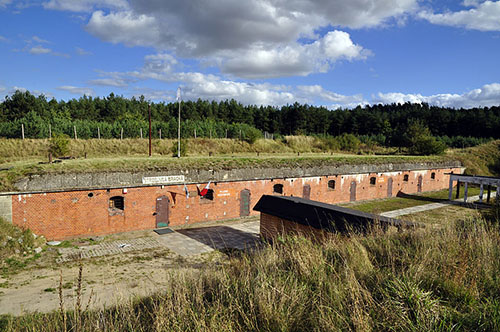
1 90 499 146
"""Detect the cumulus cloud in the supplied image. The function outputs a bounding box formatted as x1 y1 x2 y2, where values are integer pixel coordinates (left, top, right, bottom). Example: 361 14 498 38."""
419 1 500 31
29 45 51 54
297 85 366 108
373 83 500 108
221 31 370 78
57 85 94 96
0 35 8 42
75 47 92 55
28 45 70 57
82 0 416 78
43 0 128 12
0 0 12 8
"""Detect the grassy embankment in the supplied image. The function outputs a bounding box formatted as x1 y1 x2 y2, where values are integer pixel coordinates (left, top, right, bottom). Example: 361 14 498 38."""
0 137 450 192
1 210 500 331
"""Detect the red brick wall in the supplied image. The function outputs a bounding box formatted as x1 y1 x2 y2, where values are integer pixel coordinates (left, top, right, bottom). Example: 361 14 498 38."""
11 167 461 240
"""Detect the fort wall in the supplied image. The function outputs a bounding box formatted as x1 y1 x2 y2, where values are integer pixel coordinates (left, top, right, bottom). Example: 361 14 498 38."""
3 163 462 240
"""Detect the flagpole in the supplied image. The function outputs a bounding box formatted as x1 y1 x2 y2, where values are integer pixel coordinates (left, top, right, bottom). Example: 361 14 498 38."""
177 87 181 158
148 103 152 157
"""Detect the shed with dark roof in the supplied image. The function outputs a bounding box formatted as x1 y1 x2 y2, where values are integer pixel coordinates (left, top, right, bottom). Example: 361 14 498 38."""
253 195 416 240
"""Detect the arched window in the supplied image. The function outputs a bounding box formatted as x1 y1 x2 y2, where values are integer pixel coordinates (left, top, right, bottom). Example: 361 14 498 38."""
109 196 124 210
431 172 436 180
370 177 376 185
201 189 214 201
403 174 409 182
328 180 336 190
273 184 283 194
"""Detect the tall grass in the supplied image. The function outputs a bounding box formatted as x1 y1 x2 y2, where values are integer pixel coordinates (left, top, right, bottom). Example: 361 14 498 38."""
2 214 500 331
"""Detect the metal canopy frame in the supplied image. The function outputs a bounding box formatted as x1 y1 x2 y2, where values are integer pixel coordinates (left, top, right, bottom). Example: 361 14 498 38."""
447 173 500 204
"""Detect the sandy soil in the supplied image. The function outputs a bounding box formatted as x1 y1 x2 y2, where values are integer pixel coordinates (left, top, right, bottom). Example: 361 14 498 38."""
0 246 218 316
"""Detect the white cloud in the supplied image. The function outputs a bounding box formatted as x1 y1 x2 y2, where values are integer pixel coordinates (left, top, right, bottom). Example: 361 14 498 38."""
419 1 500 31
57 85 94 96
373 83 500 108
0 35 8 42
29 46 51 54
31 35 50 44
28 45 70 57
43 0 128 12
0 0 12 8
297 85 366 108
221 31 370 78
82 0 415 78
75 47 92 55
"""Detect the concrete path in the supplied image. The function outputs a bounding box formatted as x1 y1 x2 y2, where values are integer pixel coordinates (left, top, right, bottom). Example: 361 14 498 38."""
156 221 260 256
380 194 496 218
58 221 261 261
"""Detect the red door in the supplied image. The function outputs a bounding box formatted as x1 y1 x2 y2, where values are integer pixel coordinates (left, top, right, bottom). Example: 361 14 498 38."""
155 196 170 228
350 181 357 202
303 184 311 200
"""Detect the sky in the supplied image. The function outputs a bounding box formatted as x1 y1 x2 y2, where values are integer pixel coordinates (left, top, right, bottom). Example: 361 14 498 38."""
1 0 500 109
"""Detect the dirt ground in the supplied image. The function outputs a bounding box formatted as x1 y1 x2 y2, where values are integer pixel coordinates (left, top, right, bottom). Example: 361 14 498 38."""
0 246 226 316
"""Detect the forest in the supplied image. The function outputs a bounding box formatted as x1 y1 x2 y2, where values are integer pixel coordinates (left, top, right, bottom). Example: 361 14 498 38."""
0 90 499 148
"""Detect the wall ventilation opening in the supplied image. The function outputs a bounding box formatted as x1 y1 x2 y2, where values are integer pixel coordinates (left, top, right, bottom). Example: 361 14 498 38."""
370 177 376 185
109 196 124 210
403 175 409 182
273 184 283 194
328 180 336 190
431 172 436 179
88 193 94 198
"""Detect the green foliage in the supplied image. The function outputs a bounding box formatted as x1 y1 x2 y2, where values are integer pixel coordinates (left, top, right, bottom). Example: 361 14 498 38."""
405 120 446 155
337 133 361 152
48 134 70 157
171 139 187 157
242 126 262 144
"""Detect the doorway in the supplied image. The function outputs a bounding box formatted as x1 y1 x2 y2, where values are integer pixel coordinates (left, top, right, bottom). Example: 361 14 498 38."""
350 181 357 202
240 189 251 217
418 175 423 193
155 196 170 228
303 184 311 200
387 178 393 198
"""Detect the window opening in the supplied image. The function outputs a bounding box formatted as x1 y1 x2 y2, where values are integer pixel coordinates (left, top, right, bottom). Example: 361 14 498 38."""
109 196 124 210
403 174 409 182
431 172 436 179
370 177 376 185
328 180 336 190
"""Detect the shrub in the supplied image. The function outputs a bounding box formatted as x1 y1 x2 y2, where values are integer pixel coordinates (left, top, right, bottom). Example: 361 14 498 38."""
337 133 360 152
171 139 187 157
48 133 70 157
242 126 262 144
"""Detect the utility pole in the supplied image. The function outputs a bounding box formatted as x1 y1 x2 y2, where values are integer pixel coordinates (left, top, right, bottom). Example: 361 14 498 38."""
148 103 152 157
177 87 181 158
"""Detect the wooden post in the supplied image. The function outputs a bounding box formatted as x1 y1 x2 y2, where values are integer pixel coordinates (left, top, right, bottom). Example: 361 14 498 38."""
21 123 25 140
194 128 197 139
448 176 453 201
479 183 484 203
464 182 468 203
120 128 123 140
225 129 228 138
239 129 242 140
210 129 212 139
159 129 162 140
74 126 77 139
496 186 500 205
487 185 491 203
48 124 51 138
140 128 143 139
48 152 52 164
456 180 460 199
98 127 100 139
148 103 152 157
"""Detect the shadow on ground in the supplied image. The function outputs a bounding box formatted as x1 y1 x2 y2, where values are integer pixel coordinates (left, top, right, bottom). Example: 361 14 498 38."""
176 226 261 251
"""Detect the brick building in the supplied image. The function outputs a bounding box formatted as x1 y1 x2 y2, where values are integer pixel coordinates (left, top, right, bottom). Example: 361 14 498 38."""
0 162 462 240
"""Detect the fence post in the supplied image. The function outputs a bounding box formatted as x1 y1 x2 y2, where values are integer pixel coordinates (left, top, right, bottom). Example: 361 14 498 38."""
225 129 228 138
121 128 123 140
48 124 51 139
210 129 212 139
98 127 100 139
140 128 143 139
21 123 25 140
74 126 77 139
159 129 162 140
194 128 196 139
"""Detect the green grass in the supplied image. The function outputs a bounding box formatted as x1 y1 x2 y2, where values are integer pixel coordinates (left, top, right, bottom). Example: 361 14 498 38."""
343 187 482 214
2 212 500 331
450 140 500 176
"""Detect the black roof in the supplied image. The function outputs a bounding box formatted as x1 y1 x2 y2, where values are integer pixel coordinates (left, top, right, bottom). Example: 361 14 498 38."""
253 195 416 233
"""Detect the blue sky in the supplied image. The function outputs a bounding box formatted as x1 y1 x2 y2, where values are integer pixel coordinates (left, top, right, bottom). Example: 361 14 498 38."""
1 0 500 109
